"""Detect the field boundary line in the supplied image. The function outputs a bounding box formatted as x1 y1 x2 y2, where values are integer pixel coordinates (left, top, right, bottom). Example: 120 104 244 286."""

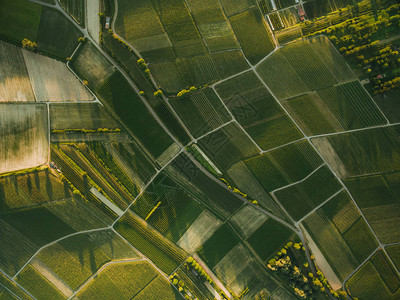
297 188 345 224
271 164 325 194
0 282 23 300
193 119 235 142
260 137 306 154
309 122 400 139
12 227 110 279
0 269 37 300
67 257 146 299
209 67 252 88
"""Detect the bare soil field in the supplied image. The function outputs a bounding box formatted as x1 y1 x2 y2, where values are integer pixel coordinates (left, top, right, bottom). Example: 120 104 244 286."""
0 41 35 102
0 104 49 174
87 0 100 44
23 50 93 102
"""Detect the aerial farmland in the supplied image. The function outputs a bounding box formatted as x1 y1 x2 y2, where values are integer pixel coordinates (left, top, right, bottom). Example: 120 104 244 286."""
0 0 399 299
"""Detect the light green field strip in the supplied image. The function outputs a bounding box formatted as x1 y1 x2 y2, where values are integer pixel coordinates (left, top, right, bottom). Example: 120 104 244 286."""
230 205 268 239
177 210 222 253
91 187 124 216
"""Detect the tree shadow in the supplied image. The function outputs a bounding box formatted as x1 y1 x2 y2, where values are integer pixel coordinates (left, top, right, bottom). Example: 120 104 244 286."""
45 171 54 200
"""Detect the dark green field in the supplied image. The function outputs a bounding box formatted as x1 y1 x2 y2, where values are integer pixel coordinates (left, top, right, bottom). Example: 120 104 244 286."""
97 71 175 159
170 88 231 138
197 223 240 268
166 153 243 219
114 212 187 275
244 141 323 192
215 71 302 150
0 0 42 43
197 122 260 172
131 173 204 242
247 219 294 261
275 166 342 221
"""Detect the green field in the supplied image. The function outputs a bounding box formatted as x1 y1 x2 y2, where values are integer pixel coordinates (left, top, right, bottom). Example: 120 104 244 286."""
197 223 240 268
211 50 250 78
275 166 342 221
59 0 84 25
215 71 302 150
220 0 256 16
0 0 42 43
166 153 243 219
114 212 187 275
256 36 361 102
387 244 400 270
244 141 323 192
97 71 175 159
0 198 106 275
35 230 139 290
186 0 239 52
281 40 336 91
36 7 81 58
229 8 275 64
312 126 400 178
345 173 400 243
49 103 118 130
70 42 115 90
170 88 231 138
150 55 219 94
76 261 159 299
346 250 400 300
131 173 205 242
246 218 294 261
16 265 65 300
0 273 32 300
374 88 400 123
282 80 387 135
0 169 70 212
303 191 378 281
197 122 260 171
256 50 309 100
109 142 156 186
102 32 191 146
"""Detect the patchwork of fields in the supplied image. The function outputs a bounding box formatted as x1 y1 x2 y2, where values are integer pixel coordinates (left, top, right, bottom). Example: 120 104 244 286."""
0 40 93 102
257 36 387 135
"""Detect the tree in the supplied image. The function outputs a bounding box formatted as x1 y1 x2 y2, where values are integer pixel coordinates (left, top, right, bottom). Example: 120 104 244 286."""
22 38 37 50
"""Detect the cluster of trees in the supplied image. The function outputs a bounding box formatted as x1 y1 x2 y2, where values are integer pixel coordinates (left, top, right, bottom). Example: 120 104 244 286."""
170 273 194 300
267 241 349 299
268 242 313 299
22 38 37 51
317 4 400 94
177 86 197 97
137 58 151 78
